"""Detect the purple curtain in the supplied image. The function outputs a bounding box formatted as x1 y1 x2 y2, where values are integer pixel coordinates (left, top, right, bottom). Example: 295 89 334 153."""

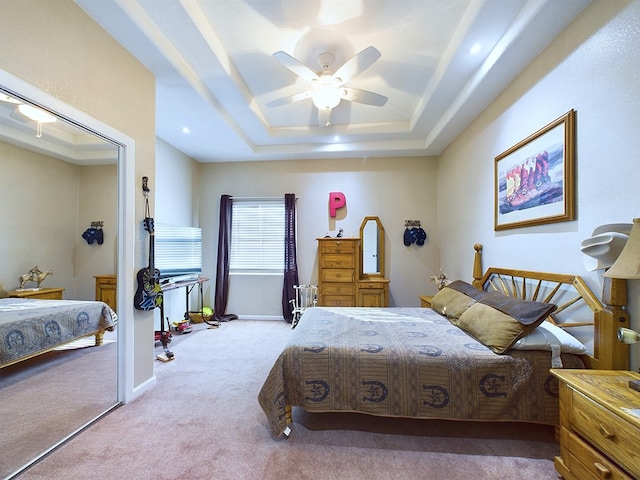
282 193 299 323
213 194 237 322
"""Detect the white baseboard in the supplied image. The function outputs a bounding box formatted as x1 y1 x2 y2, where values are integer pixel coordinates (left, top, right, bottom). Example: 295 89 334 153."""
236 315 285 321
129 375 156 402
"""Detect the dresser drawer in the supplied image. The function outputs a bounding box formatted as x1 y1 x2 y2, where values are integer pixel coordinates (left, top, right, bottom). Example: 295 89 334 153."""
359 281 387 290
96 275 117 285
321 240 356 254
570 389 640 477
561 427 630 480
321 269 356 283
321 254 356 269
322 296 355 307
322 284 356 296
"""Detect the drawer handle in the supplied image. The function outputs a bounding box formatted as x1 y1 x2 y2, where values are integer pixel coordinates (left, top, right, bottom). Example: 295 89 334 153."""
593 462 611 478
598 423 615 439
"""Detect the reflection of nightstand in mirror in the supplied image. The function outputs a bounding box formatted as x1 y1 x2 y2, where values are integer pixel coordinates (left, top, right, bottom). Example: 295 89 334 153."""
95 274 117 311
8 288 65 300
419 295 433 308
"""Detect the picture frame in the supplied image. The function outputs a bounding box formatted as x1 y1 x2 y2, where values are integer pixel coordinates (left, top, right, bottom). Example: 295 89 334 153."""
494 110 575 231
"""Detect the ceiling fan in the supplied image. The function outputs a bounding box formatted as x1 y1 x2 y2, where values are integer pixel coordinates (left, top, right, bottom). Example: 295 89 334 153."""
267 46 388 127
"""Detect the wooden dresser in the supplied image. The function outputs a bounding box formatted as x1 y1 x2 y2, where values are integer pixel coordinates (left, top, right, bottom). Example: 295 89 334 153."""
551 369 640 480
95 274 117 311
8 287 65 300
317 238 359 306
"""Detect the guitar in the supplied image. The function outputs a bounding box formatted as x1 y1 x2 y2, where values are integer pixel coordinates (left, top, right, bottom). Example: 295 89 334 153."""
134 216 163 310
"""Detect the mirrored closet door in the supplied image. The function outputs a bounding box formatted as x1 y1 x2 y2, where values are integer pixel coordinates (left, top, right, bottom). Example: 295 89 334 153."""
0 86 120 480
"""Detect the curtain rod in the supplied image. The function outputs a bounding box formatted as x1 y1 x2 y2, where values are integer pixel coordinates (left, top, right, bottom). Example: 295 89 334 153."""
230 196 298 200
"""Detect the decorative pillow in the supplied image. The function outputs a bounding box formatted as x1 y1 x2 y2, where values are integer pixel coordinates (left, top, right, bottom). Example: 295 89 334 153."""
430 280 485 324
512 321 587 354
457 290 557 354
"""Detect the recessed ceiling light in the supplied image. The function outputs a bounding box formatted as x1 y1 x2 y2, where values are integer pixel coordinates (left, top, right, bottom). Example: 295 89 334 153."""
469 44 482 55
182 127 190 134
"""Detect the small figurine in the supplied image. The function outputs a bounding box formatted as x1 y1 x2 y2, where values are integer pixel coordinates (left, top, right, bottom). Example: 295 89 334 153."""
430 269 451 290
18 265 53 290
324 228 344 238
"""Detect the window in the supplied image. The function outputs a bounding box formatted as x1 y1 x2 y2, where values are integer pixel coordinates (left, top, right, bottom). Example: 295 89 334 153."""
230 198 284 273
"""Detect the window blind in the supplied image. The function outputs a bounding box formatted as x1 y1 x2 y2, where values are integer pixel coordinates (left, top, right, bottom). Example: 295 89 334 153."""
230 198 284 273
154 224 202 278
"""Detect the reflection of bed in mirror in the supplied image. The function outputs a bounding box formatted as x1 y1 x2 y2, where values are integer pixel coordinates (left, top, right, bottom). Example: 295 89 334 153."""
0 297 117 369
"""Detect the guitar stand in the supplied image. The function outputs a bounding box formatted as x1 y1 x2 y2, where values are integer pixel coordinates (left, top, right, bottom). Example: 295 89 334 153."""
156 302 174 362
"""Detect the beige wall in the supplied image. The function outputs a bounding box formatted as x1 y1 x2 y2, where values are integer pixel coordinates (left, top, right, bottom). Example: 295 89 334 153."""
0 0 156 388
77 164 118 301
0 143 79 294
0 142 117 301
437 0 640 369
155 138 202 322
200 156 439 316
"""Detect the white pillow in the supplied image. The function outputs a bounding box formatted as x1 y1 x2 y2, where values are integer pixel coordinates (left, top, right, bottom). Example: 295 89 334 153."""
512 321 587 354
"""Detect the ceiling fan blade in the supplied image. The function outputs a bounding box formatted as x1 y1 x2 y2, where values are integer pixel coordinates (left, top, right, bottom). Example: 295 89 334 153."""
266 91 312 108
318 107 332 127
333 46 381 83
343 88 388 107
273 51 320 83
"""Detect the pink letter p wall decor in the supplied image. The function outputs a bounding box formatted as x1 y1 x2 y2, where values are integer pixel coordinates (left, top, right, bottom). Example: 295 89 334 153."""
329 192 346 217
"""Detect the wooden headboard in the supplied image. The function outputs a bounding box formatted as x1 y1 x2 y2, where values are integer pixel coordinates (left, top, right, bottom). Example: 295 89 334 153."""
471 244 629 370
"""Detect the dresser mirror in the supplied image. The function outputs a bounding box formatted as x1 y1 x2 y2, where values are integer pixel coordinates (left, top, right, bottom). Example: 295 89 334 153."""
360 216 385 278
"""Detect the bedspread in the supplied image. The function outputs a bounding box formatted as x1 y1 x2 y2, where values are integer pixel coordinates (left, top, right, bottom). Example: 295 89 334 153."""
258 307 584 437
0 298 117 367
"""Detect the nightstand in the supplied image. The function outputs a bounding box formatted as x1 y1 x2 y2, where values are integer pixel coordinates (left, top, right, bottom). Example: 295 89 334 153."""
419 295 433 308
551 369 640 480
8 287 65 300
95 274 117 311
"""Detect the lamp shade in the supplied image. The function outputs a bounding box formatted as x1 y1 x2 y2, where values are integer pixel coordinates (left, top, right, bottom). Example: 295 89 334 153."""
603 217 640 279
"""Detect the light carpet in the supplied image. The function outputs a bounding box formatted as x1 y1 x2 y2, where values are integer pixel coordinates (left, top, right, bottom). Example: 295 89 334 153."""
17 319 560 479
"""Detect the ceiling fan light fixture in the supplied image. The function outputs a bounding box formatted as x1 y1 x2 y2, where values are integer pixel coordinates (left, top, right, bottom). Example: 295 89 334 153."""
312 87 343 110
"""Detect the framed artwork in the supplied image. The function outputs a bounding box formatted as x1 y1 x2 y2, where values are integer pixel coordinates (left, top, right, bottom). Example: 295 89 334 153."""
494 110 575 231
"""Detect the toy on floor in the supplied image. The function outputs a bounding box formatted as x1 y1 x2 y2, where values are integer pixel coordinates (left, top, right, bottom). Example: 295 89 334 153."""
154 330 174 362
172 319 193 334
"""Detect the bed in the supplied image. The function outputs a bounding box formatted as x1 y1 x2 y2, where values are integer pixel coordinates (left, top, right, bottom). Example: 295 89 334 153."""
258 244 629 437
0 297 117 369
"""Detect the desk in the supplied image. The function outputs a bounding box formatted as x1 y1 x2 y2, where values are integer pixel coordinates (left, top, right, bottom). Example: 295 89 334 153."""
160 277 209 320
156 277 210 359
